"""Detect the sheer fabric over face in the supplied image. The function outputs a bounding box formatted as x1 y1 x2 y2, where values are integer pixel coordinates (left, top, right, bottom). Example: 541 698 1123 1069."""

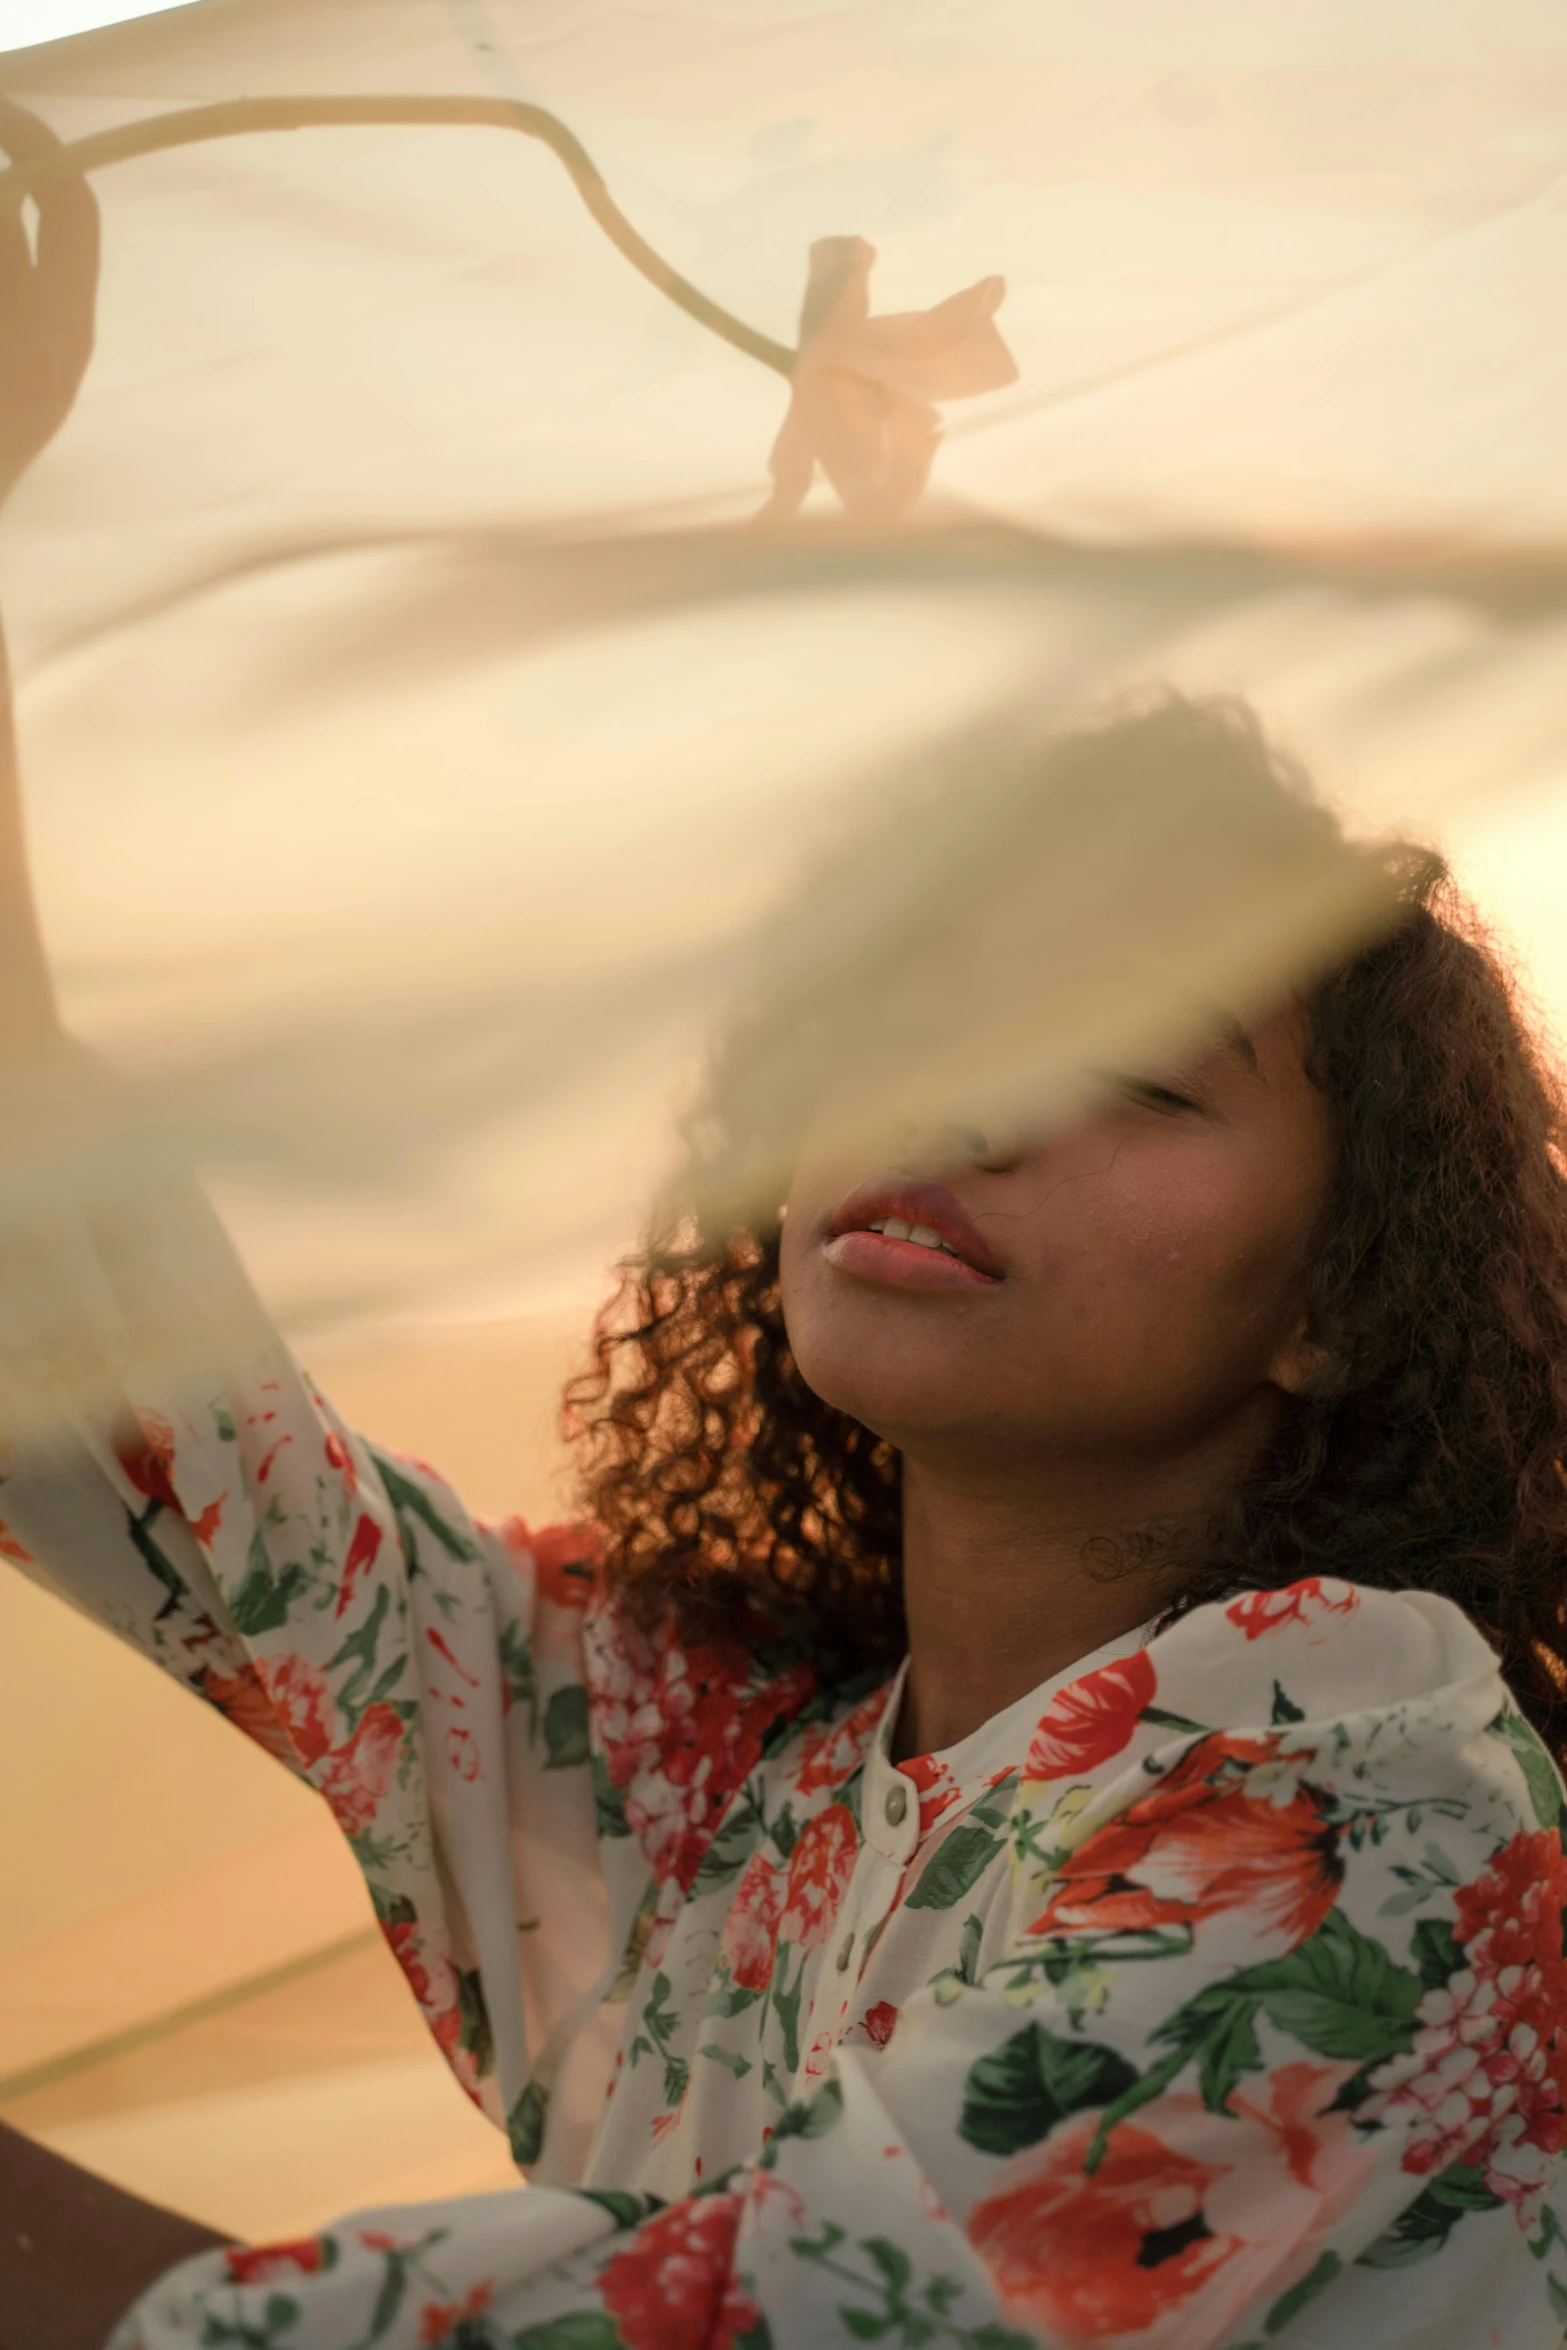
1 0 1565 1348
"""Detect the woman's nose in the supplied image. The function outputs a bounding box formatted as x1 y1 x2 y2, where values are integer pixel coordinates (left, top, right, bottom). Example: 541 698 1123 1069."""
897 1122 1025 1177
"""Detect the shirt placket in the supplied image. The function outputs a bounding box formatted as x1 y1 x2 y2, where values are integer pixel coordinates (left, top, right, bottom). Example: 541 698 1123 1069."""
796 1742 920 2077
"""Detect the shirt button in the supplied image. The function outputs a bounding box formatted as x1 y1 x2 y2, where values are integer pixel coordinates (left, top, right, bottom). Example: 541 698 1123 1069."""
836 1931 854 1972
884 1783 908 1827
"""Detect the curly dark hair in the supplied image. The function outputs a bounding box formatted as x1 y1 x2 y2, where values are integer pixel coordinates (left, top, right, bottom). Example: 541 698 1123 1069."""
566 698 1567 1758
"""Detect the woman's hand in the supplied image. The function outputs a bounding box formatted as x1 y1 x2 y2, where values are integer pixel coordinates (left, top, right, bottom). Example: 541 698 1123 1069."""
0 94 99 507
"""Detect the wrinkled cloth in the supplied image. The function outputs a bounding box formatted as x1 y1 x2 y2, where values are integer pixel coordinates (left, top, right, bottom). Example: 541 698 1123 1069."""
4 1207 1567 2347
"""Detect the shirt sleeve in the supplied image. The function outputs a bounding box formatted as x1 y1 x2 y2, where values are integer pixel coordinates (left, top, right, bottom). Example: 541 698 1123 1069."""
106 1582 1567 2348
0 1178 648 2183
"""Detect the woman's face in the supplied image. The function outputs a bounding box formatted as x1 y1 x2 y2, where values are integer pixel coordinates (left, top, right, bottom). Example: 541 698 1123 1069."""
779 1007 1333 1468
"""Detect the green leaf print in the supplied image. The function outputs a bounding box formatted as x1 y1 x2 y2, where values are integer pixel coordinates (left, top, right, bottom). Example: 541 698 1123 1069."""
593 1750 631 1838
507 2075 550 2165
769 1801 800 1863
577 2189 666 2230
1486 1708 1565 1829
228 1543 311 1635
705 1973 762 2021
456 1968 495 2076
1357 2163 1505 2269
1263 2249 1340 2334
699 2041 753 2079
365 2256 408 2348
368 1447 480 1563
1269 1679 1305 1725
968 1772 1019 1833
123 1500 186 1621
543 1682 591 1771
773 1950 807 2078
905 1823 1004 1912
959 2021 1138 2157
364 1651 409 1708
1242 1908 1423 2063
512 2317 623 2350
497 1616 538 1731
789 2221 1034 2350
694 1781 767 1890
1530 2204 1567 2264
325 1585 393 1717
1089 1909 1421 2164
1409 1914 1462 1991
629 1970 690 2108
763 2077 844 2156
864 2237 913 2295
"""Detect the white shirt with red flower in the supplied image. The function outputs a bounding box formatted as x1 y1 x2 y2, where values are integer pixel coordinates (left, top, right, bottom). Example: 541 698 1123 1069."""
4 1218 1567 2348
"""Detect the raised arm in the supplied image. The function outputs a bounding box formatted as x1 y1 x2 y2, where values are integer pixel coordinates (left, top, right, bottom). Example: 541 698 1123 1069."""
0 92 99 1043
0 101 233 2350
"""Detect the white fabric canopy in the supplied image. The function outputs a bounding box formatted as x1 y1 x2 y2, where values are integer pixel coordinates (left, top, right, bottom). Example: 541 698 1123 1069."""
2 0 1566 1344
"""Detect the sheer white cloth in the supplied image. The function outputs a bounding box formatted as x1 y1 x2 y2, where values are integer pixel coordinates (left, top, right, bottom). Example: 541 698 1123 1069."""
1 0 1565 1350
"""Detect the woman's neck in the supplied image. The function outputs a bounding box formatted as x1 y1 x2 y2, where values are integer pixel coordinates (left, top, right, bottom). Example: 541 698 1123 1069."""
890 1418 1268 1761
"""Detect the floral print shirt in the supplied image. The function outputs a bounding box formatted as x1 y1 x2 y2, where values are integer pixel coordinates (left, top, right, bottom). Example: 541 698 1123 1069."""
5 1212 1567 2348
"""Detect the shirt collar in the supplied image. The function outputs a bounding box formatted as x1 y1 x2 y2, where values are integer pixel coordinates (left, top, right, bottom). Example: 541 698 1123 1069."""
860 1621 1156 1862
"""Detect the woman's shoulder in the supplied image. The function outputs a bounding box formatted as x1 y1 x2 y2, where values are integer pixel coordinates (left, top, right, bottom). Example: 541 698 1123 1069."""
1150 1573 1508 1729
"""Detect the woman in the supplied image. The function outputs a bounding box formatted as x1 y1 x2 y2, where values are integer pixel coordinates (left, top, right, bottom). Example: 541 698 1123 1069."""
4 116 1567 2350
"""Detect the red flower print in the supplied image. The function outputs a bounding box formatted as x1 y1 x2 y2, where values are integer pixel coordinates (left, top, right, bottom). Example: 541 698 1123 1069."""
319 1700 405 1833
794 1686 892 1798
1029 1731 1342 1957
445 1724 482 1781
532 1521 602 1609
969 2112 1233 2341
115 1409 178 1509
720 1848 784 1992
802 2029 836 2083
419 2283 492 2343
258 1652 334 1766
969 2070 1375 2347
323 1429 358 1495
599 2192 760 2350
0 1513 32 1564
497 1517 601 1608
428 1626 480 1688
857 2000 899 2050
588 1612 816 1894
334 1511 384 1618
780 1802 860 1953
1224 1578 1360 1643
898 1751 961 1837
1025 1650 1156 1784
189 1495 226 1547
224 2237 330 2285
382 1915 466 2068
1363 1828 1567 2219
254 1434 294 1485
202 1652 333 1770
202 1663 295 1766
